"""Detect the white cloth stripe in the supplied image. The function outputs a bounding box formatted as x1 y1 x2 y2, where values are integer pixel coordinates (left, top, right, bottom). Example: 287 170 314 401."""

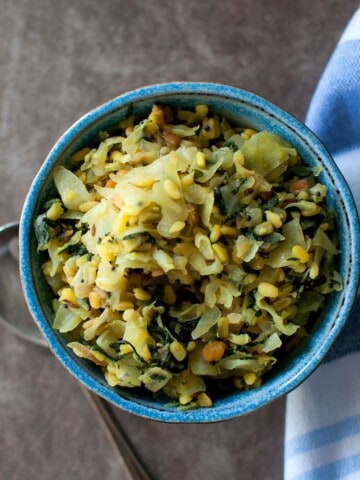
285 352 360 440
286 414 360 458
339 470 360 480
334 147 360 212
285 432 360 479
340 8 360 43
289 453 360 480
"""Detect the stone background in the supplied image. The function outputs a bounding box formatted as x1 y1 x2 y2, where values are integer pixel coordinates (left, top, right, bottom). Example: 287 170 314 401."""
0 1 358 479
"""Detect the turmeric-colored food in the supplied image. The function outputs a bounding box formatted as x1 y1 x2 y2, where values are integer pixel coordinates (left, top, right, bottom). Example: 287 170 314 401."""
35 104 342 408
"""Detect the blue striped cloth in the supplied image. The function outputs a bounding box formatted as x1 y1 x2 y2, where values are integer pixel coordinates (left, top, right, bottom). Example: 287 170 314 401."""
284 9 360 480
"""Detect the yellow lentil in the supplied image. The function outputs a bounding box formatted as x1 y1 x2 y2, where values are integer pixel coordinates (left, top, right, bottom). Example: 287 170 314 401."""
309 262 320 279
163 284 176 305
169 221 186 234
133 288 151 301
253 221 274 236
181 173 194 187
132 177 155 188
196 151 206 169
220 225 238 236
292 245 310 263
169 341 187 361
265 210 283 228
186 341 197 352
60 287 77 305
197 392 213 407
217 317 230 339
71 147 91 162
212 243 229 263
210 224 221 243
46 202 64 221
258 282 279 298
244 372 257 386
116 301 135 311
89 291 103 309
163 178 182 199
110 150 123 162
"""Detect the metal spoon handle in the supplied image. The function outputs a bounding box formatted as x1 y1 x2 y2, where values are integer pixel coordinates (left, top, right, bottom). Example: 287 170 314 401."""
80 386 152 480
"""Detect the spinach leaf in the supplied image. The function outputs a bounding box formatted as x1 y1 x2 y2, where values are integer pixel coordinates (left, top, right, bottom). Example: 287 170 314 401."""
122 231 156 245
34 214 56 251
65 244 88 256
223 140 238 152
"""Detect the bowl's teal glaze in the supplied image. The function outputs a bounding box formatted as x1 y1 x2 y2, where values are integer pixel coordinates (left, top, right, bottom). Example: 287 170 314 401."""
19 82 360 422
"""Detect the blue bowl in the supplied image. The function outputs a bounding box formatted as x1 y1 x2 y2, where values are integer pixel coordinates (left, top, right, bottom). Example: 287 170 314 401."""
19 82 360 422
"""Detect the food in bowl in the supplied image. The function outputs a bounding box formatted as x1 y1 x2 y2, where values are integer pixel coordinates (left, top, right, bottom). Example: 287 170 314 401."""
34 103 342 408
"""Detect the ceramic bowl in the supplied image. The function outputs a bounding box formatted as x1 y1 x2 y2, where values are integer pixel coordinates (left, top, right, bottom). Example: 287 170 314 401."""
20 82 360 422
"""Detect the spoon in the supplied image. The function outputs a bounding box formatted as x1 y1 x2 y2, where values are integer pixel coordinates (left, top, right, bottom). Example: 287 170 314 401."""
0 221 152 480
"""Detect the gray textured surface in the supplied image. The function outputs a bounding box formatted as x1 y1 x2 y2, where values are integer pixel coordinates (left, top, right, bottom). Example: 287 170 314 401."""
0 1 357 479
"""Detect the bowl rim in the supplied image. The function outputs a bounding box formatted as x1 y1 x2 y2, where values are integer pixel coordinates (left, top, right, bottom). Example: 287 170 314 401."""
19 82 360 422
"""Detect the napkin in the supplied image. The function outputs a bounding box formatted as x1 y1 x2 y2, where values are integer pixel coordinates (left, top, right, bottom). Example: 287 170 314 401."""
284 8 360 480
